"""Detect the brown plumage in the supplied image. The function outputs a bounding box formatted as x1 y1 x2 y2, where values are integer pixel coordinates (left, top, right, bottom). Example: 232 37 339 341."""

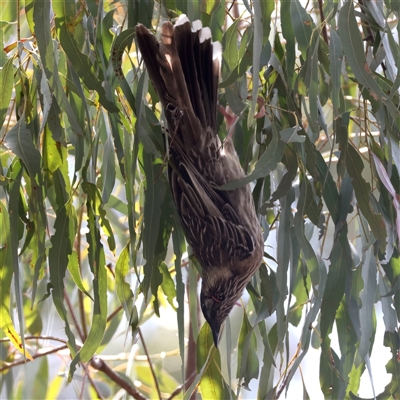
135 16 263 347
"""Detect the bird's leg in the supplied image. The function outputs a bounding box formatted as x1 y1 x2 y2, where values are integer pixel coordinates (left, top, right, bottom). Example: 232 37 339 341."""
218 105 241 144
218 105 238 135
226 115 240 141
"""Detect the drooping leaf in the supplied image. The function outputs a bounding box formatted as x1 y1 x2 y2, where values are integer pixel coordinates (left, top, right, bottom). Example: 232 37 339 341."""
0 201 33 361
320 231 352 340
196 322 224 399
159 261 177 311
290 0 313 58
53 0 118 113
115 243 134 318
356 246 377 367
346 144 387 253
140 149 165 302
0 57 14 129
4 118 41 179
67 250 94 301
237 311 259 389
338 1 399 118
70 192 108 373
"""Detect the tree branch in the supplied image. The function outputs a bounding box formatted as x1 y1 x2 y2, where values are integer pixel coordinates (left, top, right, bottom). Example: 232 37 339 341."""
91 355 147 400
138 327 162 399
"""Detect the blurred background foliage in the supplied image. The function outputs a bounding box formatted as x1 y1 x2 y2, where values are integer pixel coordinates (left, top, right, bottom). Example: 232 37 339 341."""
0 0 399 399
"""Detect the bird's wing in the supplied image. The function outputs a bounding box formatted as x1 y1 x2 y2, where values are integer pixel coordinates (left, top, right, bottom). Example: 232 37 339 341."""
170 162 255 267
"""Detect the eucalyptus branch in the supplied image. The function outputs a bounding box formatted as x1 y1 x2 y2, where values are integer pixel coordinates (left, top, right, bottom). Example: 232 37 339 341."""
138 328 162 399
91 355 147 400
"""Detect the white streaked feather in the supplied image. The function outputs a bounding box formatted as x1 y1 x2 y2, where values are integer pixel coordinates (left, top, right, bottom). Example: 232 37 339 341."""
191 20 203 32
212 41 222 61
175 14 189 26
199 27 211 42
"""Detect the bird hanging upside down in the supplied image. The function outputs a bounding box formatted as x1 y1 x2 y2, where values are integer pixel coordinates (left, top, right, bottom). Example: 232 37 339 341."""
135 15 264 347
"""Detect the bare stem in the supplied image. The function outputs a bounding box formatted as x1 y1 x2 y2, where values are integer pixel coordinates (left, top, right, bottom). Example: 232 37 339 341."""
138 327 162 399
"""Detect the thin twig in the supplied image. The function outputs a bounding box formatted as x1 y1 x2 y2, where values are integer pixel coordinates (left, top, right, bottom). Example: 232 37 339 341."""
0 335 68 344
138 328 162 399
167 370 197 400
0 344 68 373
91 355 147 400
64 289 85 343
80 358 104 400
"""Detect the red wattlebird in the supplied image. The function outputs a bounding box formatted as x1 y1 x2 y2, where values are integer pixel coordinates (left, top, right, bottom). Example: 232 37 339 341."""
135 16 263 347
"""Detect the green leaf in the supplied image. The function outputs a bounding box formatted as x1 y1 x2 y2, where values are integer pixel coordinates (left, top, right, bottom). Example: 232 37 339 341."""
237 310 259 389
280 0 295 88
136 75 164 157
220 29 253 88
7 166 26 344
196 323 224 399
303 31 320 131
135 364 180 397
225 85 246 116
356 246 377 367
188 259 199 341
381 331 400 398
70 194 108 372
0 201 32 360
276 190 293 353
329 30 344 116
53 10 118 113
335 114 350 179
293 175 320 288
67 251 93 301
290 0 314 57
111 28 136 111
43 125 63 174
159 262 177 311
320 230 351 340
115 243 133 318
338 1 399 118
82 182 115 252
266 146 298 206
320 342 341 398
4 118 41 179
222 19 240 72
48 181 77 369
33 0 83 138
0 57 14 129
379 273 397 332
314 145 340 223
257 323 278 398
280 126 305 143
172 215 186 381
140 149 165 300
100 134 115 203
346 144 386 253
251 0 263 121
336 301 360 399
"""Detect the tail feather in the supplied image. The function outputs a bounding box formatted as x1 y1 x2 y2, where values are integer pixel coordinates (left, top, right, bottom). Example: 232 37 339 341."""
135 18 220 150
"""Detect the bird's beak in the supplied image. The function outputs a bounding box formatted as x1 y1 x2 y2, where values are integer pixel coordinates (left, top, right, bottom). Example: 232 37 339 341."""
211 322 220 348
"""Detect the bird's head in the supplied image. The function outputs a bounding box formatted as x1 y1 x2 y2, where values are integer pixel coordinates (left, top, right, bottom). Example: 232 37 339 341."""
200 273 244 347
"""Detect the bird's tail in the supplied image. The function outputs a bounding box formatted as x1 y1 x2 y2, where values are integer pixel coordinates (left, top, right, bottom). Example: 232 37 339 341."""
135 16 221 149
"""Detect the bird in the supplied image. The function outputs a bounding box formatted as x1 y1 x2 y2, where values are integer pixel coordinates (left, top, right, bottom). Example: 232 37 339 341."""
135 15 263 347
